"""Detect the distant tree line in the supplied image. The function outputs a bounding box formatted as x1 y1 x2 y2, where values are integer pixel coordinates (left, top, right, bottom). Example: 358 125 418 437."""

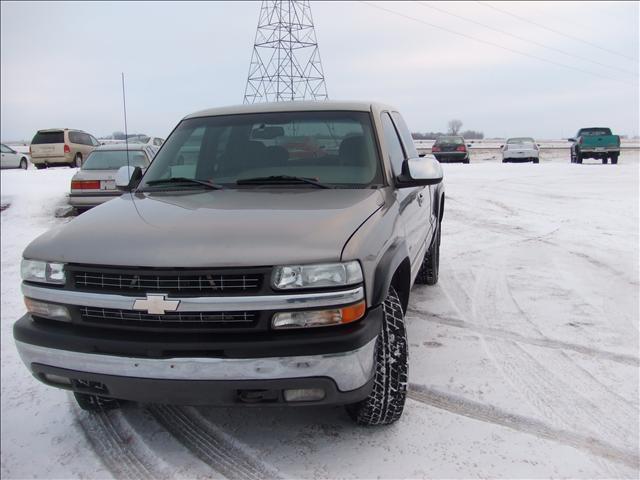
411 119 483 140
412 130 484 140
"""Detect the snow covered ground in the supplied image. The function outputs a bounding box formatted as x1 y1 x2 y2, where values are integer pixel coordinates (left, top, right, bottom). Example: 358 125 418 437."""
1 150 638 479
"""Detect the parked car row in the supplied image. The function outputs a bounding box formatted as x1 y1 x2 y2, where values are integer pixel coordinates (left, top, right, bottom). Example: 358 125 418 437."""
429 127 619 165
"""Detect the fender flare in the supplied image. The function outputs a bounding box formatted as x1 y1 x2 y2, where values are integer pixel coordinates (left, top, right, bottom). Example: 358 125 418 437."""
371 238 410 308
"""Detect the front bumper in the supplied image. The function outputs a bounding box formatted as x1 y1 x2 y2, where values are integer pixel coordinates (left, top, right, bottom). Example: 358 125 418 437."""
68 191 121 208
14 304 382 405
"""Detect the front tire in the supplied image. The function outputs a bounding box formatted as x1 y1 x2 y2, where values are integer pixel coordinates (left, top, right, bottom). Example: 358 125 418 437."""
602 157 608 164
346 286 408 426
19 158 27 169
74 392 121 411
35 164 46 170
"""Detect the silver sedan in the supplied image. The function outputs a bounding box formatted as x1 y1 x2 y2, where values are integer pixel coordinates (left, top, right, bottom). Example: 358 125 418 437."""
501 137 540 163
68 144 157 209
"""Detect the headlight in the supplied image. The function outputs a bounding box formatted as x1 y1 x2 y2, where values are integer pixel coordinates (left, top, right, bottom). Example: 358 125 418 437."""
272 261 363 290
21 259 66 285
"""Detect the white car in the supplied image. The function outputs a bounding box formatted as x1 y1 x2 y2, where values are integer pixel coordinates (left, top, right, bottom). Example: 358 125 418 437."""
501 137 540 163
126 135 164 147
1 144 29 169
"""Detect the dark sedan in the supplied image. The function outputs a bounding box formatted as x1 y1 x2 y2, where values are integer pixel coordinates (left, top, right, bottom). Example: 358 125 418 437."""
431 136 470 164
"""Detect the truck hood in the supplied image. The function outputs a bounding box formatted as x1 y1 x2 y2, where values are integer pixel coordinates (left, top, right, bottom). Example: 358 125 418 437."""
25 189 385 267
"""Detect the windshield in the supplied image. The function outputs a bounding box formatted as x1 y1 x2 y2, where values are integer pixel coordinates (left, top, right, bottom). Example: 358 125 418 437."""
139 111 382 189
435 136 463 145
82 150 149 170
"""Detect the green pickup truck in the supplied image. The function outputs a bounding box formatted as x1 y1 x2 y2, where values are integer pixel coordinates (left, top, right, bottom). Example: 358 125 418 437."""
569 127 620 164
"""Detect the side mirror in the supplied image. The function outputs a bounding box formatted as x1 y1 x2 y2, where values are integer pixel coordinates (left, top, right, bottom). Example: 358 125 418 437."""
115 165 143 191
537 143 541 147
397 157 443 187
568 138 576 142
467 144 472 148
499 144 504 149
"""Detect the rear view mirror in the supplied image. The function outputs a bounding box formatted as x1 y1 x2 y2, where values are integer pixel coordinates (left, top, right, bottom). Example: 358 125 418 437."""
251 126 285 140
397 157 443 187
115 165 142 191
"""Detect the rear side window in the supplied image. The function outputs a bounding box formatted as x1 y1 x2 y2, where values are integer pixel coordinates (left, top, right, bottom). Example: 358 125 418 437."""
68 131 80 144
381 112 406 175
390 112 418 158
32 131 64 144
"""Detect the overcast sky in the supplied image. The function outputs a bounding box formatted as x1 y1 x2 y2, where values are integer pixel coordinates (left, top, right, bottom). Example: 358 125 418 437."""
1 1 638 141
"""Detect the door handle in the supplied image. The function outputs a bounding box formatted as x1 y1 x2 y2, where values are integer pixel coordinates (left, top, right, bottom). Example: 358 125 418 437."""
417 192 424 206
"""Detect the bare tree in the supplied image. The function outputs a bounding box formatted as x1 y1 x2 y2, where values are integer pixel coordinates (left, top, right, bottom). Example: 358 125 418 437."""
447 119 463 135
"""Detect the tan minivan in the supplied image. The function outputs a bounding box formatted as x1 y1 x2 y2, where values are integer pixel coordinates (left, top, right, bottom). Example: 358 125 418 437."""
30 129 101 168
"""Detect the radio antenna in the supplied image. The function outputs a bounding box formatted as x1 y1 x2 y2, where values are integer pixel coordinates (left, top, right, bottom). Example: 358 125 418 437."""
121 73 131 183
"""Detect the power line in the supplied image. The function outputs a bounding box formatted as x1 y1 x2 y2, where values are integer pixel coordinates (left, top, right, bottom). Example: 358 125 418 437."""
359 1 634 85
417 1 638 77
476 1 638 63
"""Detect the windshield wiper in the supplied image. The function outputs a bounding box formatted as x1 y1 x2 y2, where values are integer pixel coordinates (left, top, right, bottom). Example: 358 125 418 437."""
236 175 331 189
145 177 224 190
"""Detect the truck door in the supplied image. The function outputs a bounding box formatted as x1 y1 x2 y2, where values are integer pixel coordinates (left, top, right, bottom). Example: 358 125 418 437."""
380 112 428 271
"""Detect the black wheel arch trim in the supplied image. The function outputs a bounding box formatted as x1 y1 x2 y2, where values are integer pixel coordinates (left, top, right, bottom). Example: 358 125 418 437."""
371 238 410 308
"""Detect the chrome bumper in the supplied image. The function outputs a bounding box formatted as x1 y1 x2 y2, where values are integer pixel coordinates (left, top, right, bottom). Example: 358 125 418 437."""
15 337 377 392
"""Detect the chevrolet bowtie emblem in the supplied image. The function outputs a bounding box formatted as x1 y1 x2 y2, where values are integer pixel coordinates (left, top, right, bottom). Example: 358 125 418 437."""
133 294 180 315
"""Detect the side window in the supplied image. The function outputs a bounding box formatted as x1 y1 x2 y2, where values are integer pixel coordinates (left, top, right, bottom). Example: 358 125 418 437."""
1 144 12 153
90 136 100 146
68 131 80 144
82 133 92 145
390 112 418 158
381 112 405 175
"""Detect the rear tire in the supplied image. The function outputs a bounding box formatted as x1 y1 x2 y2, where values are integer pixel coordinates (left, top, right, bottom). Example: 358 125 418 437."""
35 164 46 170
415 223 440 285
611 154 619 164
72 154 82 168
602 157 608 164
576 151 583 164
346 286 408 426
19 158 27 169
533 158 539 164
74 392 121 411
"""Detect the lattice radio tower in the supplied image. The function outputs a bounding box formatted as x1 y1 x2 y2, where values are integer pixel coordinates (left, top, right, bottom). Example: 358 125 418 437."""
243 0 328 103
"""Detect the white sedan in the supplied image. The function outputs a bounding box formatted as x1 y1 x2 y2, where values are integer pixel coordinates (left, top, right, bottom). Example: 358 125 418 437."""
1 144 29 169
501 137 540 163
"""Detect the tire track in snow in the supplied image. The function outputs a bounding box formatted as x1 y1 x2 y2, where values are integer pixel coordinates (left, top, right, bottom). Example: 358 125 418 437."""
74 406 163 480
148 405 281 480
407 384 639 470
406 308 638 367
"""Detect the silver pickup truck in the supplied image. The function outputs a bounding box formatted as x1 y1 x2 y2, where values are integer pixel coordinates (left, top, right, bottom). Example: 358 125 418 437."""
14 101 445 426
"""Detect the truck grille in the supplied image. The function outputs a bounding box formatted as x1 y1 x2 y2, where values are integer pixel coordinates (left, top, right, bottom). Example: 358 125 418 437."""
68 265 266 296
80 306 257 331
